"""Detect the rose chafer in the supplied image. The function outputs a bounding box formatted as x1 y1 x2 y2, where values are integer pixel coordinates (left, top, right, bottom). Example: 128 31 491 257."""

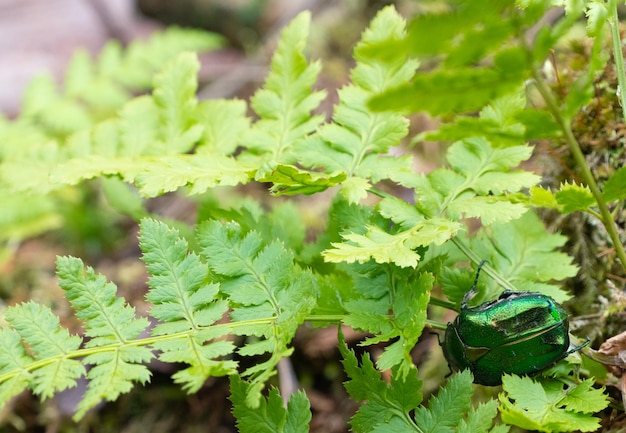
442 261 587 386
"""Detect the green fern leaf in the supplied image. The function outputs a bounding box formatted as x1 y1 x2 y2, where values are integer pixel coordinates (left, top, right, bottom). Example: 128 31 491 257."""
195 99 250 155
77 347 151 419
4 302 85 399
451 212 578 304
230 376 311 433
264 163 346 196
140 218 227 332
321 135 537 268
152 52 202 152
529 185 559 209
292 6 416 202
139 218 237 391
56 256 153 418
0 328 34 405
417 138 538 225
555 182 597 213
24 51 256 197
241 11 325 175
134 154 253 197
0 303 84 404
447 196 528 225
117 26 223 88
371 49 528 116
21 74 58 118
56 257 150 346
342 267 433 376
118 96 160 156
499 375 608 432
197 220 317 404
458 400 510 433
339 329 423 432
414 370 474 432
603 166 626 202
425 88 563 144
323 219 462 268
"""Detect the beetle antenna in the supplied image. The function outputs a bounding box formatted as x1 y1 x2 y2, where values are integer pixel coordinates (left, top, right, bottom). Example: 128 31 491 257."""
472 260 489 290
462 259 490 307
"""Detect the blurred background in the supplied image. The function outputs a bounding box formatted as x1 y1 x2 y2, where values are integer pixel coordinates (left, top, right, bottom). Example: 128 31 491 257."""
0 0 422 116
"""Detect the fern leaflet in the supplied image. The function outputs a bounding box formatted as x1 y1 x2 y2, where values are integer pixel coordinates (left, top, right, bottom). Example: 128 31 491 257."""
1 303 85 400
240 11 326 177
197 219 317 406
56 256 153 419
230 376 311 433
139 218 237 392
293 6 417 202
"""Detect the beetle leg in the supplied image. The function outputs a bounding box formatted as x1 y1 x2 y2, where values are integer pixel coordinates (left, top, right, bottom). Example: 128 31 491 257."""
566 336 591 356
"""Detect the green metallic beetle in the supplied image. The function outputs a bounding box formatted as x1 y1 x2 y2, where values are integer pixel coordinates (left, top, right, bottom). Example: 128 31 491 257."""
442 261 587 386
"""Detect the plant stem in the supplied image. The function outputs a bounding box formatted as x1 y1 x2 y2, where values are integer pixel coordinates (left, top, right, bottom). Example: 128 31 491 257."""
531 69 626 274
427 319 448 331
451 237 519 292
609 0 626 122
429 296 458 311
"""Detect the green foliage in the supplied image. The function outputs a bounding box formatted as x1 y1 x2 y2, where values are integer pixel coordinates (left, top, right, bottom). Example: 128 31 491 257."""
439 212 578 306
367 0 530 116
0 217 315 419
342 266 432 377
240 12 326 177
339 331 508 433
0 26 224 262
57 256 153 419
499 375 609 432
602 165 626 202
292 6 417 202
2 302 84 399
0 2 619 432
140 219 237 392
323 135 539 268
197 218 317 406
230 376 311 433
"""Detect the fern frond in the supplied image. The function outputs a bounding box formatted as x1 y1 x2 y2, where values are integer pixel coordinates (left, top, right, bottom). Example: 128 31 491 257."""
322 255 434 375
133 154 253 197
0 303 85 402
56 256 153 418
152 52 203 152
195 99 250 155
0 327 34 404
240 11 326 177
118 26 223 88
197 219 317 405
418 138 539 224
323 136 537 267
323 219 462 268
230 375 312 433
10 53 252 198
293 6 417 203
467 212 578 303
17 27 222 138
139 218 237 392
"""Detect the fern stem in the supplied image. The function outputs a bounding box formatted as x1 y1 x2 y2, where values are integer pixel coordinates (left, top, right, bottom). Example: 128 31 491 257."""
428 296 458 312
451 238 520 292
530 68 626 274
368 186 395 200
426 319 448 331
609 0 626 123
